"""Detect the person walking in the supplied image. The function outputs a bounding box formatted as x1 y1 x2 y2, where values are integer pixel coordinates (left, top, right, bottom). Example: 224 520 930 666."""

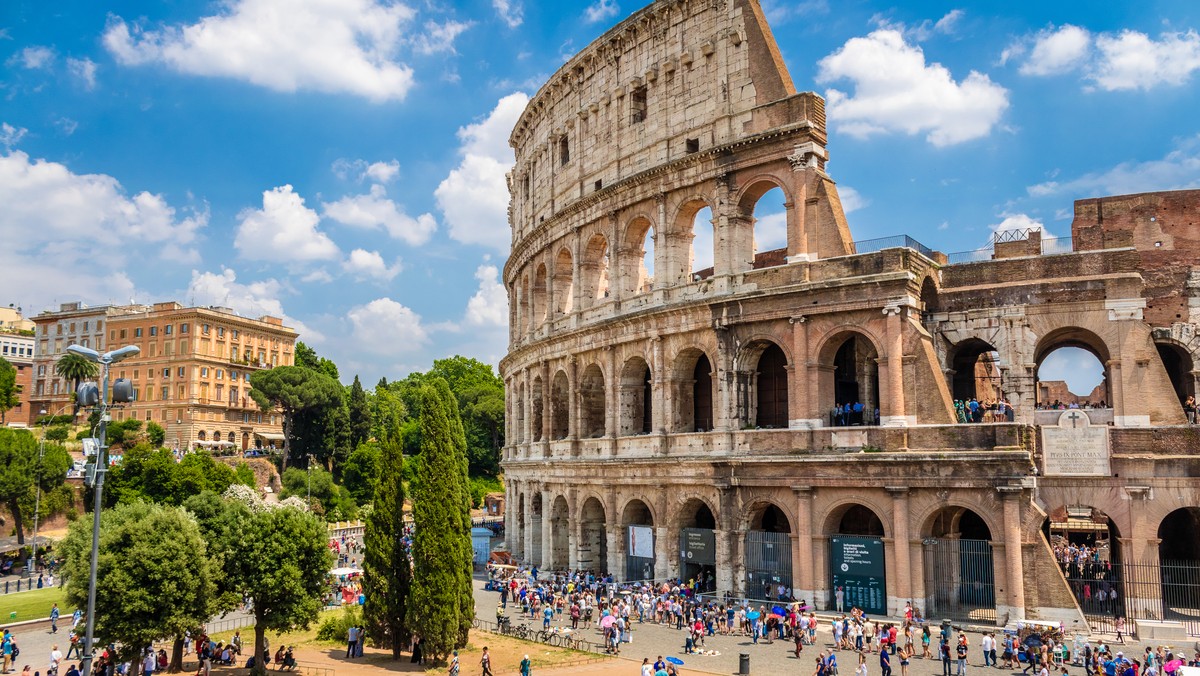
519 654 532 676
479 646 493 676
880 644 893 676
345 626 359 659
448 650 459 676
956 635 969 676
941 639 953 676
49 605 60 635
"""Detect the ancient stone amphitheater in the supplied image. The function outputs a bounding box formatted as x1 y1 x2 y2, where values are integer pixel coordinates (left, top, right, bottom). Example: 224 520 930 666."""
499 0 1200 637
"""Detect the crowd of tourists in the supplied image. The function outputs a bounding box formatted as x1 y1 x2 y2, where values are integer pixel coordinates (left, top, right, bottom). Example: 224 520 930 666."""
954 399 1016 423
1036 400 1109 411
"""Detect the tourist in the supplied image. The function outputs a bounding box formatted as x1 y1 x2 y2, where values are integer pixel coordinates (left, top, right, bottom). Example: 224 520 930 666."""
956 634 969 676
880 644 892 676
480 646 493 676
519 654 531 676
448 650 459 676
345 625 358 658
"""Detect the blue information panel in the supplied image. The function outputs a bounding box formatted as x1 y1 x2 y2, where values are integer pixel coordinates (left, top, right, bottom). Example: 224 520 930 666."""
830 535 887 616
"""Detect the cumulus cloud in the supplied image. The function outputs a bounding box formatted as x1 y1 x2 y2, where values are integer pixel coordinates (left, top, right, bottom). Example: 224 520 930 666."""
323 184 437 246
413 20 472 55
235 185 340 262
331 158 401 183
343 248 402 282
435 92 528 250
584 0 620 24
9 46 55 70
347 298 428 354
493 0 523 28
103 0 417 102
185 268 323 341
67 57 98 89
816 30 1009 147
838 185 868 213
1 123 27 151
1018 25 1091 76
1027 135 1200 198
465 263 507 326
1012 25 1200 91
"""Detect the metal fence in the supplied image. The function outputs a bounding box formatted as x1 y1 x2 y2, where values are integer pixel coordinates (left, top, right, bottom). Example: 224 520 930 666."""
923 539 997 624
1 576 61 594
851 235 936 259
1061 559 1200 637
745 530 793 600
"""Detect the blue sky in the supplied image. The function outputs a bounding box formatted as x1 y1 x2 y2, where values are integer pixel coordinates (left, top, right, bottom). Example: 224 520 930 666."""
2 0 1199 386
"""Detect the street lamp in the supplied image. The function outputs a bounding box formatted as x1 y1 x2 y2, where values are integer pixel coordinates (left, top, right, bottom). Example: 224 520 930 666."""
32 403 72 577
67 343 140 676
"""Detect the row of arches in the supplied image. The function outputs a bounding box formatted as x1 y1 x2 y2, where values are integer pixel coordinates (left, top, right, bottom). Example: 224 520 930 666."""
514 186 788 335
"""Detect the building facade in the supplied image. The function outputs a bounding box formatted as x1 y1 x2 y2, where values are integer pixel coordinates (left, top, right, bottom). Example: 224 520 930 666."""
499 0 1200 638
0 316 34 426
30 301 296 451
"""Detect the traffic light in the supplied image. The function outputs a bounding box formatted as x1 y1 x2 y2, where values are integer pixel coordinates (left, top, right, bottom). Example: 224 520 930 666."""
76 382 100 407
112 378 136 403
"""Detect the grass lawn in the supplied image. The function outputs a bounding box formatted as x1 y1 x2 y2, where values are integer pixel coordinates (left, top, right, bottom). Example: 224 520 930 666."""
0 586 68 624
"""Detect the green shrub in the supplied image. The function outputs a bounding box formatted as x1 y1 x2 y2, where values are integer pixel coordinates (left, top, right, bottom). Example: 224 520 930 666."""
467 475 502 509
146 421 166 447
44 426 70 442
35 414 74 426
316 604 363 642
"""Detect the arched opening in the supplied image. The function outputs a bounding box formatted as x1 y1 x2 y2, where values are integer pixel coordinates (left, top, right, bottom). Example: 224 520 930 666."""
1158 507 1200 621
619 357 653 436
739 182 789 270
923 507 996 623
531 263 548 329
753 342 789 429
621 218 654 296
1035 329 1111 409
198 430 206 441
745 502 793 600
530 493 544 566
241 432 249 451
580 233 611 307
821 332 880 426
579 364 606 438
1156 343 1195 416
622 498 655 581
548 496 570 570
672 348 714 433
530 376 544 442
1044 505 1123 618
578 497 608 575
920 276 939 316
679 498 718 591
553 248 574 316
689 205 715 281
550 370 569 440
949 339 1003 415
514 384 526 443
829 503 888 614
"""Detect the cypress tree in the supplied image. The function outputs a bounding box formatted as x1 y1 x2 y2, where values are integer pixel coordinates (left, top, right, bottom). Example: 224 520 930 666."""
406 378 474 662
347 375 372 450
362 436 410 657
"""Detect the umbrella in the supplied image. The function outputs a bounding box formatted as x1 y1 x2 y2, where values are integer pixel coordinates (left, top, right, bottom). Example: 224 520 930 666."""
666 657 685 665
772 606 786 616
770 613 786 620
1166 660 1184 672
1023 635 1044 649
747 611 761 621
620 590 633 595
601 615 616 628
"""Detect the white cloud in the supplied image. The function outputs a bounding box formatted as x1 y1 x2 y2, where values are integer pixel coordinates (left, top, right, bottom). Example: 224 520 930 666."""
67 57 98 89
413 20 472 56
1018 25 1091 76
185 268 324 342
235 185 340 262
364 160 400 183
343 248 402 282
103 0 417 102
839 185 868 213
9 46 55 70
465 263 507 326
990 213 1044 236
323 184 437 246
493 0 523 28
817 30 1009 147
331 158 400 183
871 10 964 42
1 123 27 151
1027 135 1200 197
584 0 620 24
55 117 78 136
933 10 964 35
435 92 528 250
1092 29 1200 91
347 298 428 355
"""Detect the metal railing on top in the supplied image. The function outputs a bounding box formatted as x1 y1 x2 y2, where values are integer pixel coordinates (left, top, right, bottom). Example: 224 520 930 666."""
945 234 1076 265
850 235 935 259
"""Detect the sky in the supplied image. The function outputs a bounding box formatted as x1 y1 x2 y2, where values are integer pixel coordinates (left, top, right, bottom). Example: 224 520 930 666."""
3 0 1199 387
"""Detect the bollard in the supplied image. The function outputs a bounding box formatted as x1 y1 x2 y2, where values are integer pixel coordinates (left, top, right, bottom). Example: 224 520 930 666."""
4 581 8 594
739 652 750 675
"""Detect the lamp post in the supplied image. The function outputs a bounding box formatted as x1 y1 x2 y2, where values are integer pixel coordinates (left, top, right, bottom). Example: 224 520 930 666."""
31 403 71 577
67 344 140 676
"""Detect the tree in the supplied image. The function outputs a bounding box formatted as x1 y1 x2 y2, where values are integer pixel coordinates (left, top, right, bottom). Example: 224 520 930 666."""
295 341 340 380
279 465 357 520
363 436 409 657
0 357 20 424
0 428 71 544
146 421 166 447
370 382 406 445
59 502 217 676
249 366 344 471
347 376 372 450
341 442 382 504
105 444 236 507
55 353 98 415
406 378 474 661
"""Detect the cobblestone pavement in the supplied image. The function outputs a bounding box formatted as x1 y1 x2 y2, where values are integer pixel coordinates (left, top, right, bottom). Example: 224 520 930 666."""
473 581 1199 676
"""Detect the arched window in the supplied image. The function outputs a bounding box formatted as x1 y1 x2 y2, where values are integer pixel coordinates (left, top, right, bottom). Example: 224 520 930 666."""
621 218 654 296
690 206 715 280
820 332 881 426
553 248 574 316
620 357 653 436
1035 329 1110 409
579 365 606 438
737 181 789 271
531 264 548 328
550 370 570 440
580 234 611 306
755 343 789 429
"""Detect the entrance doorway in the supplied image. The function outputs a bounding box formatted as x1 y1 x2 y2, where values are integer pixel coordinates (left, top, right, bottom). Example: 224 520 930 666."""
829 504 887 615
745 503 792 601
923 507 996 623
679 499 717 592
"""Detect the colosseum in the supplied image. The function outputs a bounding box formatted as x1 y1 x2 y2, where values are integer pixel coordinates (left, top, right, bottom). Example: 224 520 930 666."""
498 0 1200 638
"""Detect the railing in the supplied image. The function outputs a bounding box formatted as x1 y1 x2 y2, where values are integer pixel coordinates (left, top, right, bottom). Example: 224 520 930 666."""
472 617 598 653
946 234 1076 264
1 576 62 594
850 235 935 259
204 613 257 635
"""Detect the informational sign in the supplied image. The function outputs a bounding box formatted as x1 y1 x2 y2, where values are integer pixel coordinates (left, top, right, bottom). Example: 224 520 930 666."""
679 528 716 565
628 525 654 559
1042 410 1110 476
830 535 887 616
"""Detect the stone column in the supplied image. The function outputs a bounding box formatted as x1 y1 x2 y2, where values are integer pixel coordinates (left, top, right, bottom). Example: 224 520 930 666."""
605 346 618 440
572 234 583 320
608 212 622 303
714 528 734 593
790 316 818 427
541 488 554 570
655 526 672 580
714 328 736 432
786 143 824 262
654 193 670 289
793 486 815 603
998 487 1027 620
730 528 747 597
567 357 579 441
522 368 533 449
567 489 580 571
514 286 524 343
523 488 535 563
540 361 552 449
652 336 667 434
881 304 908 426
607 524 624 580
887 487 913 615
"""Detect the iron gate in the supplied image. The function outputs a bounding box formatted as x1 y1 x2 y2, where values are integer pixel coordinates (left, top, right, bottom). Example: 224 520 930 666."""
923 538 997 624
1060 559 1200 637
745 530 792 601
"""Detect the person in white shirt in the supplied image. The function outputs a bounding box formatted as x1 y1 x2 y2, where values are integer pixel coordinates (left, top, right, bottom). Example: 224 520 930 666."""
49 645 63 675
981 635 993 667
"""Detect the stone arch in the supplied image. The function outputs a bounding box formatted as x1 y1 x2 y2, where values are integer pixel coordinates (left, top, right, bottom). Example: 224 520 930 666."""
620 216 655 296
577 495 608 574
1034 327 1112 407
917 501 1000 541
671 197 715 283
817 328 883 426
514 382 526 443
677 496 719 529
552 247 574 316
621 496 657 581
920 275 939 315
531 263 548 328
619 355 653 436
739 338 790 429
580 232 611 307
744 497 794 599
921 504 997 620
621 496 657 527
1158 507 1200 561
737 176 792 270
1042 504 1124 616
548 495 571 570
823 500 889 537
578 363 606 438
530 375 545 442
678 495 720 591
948 338 1002 404
1157 507 1200 618
1154 339 1195 413
550 369 570 440
672 346 715 432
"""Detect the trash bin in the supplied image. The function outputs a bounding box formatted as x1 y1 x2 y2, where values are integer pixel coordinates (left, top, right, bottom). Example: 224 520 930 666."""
739 652 751 675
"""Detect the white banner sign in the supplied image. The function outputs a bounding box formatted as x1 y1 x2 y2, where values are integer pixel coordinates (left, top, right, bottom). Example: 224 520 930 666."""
628 525 654 559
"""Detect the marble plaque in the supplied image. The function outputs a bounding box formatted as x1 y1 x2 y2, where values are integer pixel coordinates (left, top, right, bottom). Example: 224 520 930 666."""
1042 410 1111 476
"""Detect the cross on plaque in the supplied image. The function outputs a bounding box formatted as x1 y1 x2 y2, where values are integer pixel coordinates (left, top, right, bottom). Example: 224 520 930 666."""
1066 411 1082 428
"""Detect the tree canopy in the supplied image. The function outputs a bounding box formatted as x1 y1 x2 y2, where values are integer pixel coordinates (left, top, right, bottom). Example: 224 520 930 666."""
105 443 244 507
249 365 344 470
363 436 409 657
0 427 71 543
